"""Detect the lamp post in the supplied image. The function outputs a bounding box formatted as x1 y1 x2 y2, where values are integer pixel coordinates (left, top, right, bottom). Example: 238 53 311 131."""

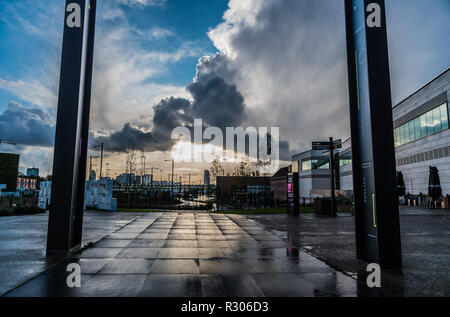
183 173 191 194
165 159 174 197
93 142 103 179
146 167 159 187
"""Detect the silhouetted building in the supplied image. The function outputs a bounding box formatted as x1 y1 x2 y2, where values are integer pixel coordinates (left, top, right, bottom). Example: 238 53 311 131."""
142 174 153 185
0 153 19 192
270 166 289 203
116 173 135 185
216 176 271 208
204 170 210 186
26 167 39 177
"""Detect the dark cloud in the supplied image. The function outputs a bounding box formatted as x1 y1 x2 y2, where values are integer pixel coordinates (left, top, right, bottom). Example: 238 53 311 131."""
100 97 191 152
0 102 54 147
209 0 350 156
96 54 247 153
189 76 246 128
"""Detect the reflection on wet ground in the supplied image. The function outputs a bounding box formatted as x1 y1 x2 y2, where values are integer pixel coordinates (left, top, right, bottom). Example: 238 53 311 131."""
0 212 142 296
5 212 366 297
247 207 450 297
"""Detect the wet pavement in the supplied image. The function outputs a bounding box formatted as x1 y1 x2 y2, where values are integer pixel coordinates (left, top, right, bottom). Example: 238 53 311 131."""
0 212 145 296
3 212 364 297
247 206 450 297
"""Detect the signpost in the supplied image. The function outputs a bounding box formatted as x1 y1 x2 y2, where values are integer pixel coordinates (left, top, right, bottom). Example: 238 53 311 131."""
287 165 299 216
344 0 402 268
312 138 342 216
47 0 97 253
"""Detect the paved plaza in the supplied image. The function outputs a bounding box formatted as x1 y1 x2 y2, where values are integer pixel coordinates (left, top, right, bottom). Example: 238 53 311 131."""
2 206 448 297
0 212 142 295
3 212 363 297
248 206 450 297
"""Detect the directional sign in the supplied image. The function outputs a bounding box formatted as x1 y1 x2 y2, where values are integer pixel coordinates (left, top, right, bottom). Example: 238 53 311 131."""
312 140 341 151
312 141 331 146
312 145 330 151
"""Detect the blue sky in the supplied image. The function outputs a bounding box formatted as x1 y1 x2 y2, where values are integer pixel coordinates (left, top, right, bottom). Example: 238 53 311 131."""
0 0 449 175
0 0 228 112
109 0 228 86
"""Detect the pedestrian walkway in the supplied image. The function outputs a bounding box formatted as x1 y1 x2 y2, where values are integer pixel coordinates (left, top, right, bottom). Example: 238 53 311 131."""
5 212 361 297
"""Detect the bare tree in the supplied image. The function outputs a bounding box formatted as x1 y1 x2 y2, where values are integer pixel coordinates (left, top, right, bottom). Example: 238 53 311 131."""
125 148 137 187
233 159 253 176
210 156 224 184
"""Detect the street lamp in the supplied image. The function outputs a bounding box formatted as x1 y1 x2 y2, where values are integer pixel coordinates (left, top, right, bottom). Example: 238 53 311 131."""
165 159 174 196
93 142 104 179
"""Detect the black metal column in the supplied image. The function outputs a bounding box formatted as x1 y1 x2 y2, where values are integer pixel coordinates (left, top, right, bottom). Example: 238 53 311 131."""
345 0 402 268
47 0 97 253
329 137 337 217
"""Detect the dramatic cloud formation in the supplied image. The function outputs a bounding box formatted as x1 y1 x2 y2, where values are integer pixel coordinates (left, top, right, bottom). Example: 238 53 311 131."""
97 54 247 153
89 0 204 131
208 0 350 154
0 102 54 147
0 0 448 174
100 0 350 160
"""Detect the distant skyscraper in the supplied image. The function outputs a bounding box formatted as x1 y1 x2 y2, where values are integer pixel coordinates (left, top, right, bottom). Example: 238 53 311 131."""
115 173 135 185
142 174 153 185
26 167 39 177
204 170 210 186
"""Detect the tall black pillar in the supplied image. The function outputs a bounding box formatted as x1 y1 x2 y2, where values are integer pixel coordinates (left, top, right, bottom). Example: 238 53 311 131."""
47 0 97 253
344 0 402 268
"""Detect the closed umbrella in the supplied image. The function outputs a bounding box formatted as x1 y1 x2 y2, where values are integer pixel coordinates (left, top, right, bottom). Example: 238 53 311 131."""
396 171 406 197
428 166 442 200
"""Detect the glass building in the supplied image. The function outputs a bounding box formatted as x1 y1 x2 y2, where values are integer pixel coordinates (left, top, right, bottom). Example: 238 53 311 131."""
291 68 450 198
394 103 448 147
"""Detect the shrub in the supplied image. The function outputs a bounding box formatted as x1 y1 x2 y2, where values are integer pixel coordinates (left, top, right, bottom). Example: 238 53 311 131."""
0 207 13 216
13 205 45 215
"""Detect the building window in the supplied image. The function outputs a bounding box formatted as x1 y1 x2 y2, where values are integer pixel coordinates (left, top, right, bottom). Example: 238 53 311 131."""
340 159 352 167
301 159 329 171
394 103 449 147
301 160 311 171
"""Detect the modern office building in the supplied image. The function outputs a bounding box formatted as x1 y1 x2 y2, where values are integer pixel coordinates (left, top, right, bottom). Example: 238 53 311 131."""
292 68 450 200
292 150 331 202
393 68 450 195
338 138 353 191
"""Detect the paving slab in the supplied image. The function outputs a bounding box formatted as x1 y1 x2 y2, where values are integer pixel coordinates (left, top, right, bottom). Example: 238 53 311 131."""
3 212 370 297
246 206 450 296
